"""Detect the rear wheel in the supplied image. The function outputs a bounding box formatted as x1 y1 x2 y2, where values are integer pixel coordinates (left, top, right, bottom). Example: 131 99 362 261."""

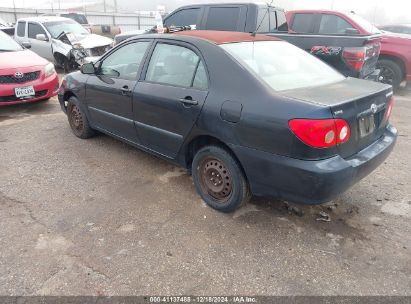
377 59 403 91
67 97 95 139
192 145 250 213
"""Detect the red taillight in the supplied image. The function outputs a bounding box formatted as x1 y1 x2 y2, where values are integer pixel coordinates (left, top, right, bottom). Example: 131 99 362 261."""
384 96 394 122
342 47 366 72
289 119 350 148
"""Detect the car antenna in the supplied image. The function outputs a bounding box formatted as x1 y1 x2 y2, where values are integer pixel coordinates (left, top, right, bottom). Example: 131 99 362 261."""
251 0 273 37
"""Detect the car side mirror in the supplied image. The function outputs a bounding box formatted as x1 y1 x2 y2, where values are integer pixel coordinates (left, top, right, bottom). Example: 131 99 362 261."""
81 63 96 74
36 34 48 41
345 28 360 35
21 41 31 49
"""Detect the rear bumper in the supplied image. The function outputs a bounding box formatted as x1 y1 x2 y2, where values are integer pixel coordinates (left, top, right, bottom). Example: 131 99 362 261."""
0 73 59 106
231 125 397 204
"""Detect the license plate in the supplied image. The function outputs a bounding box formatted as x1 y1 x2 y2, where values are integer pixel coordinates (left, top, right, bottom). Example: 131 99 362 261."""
359 114 375 137
15 86 35 98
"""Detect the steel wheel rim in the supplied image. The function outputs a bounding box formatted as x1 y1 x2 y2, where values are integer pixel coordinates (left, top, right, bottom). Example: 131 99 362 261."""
70 105 83 131
380 66 395 85
199 157 233 203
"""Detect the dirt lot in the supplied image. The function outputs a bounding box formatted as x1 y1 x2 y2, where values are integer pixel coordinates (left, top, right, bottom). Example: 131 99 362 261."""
0 88 410 296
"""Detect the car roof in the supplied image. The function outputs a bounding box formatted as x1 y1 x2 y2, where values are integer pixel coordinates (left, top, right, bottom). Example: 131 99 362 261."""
173 30 280 44
16 16 71 23
288 9 354 15
170 2 284 12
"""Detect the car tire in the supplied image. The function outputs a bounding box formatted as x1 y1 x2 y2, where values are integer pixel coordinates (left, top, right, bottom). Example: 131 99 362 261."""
192 145 251 213
67 97 95 139
377 59 403 91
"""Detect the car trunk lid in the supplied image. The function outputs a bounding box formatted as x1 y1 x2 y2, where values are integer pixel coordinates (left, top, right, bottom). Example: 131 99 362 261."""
281 78 393 158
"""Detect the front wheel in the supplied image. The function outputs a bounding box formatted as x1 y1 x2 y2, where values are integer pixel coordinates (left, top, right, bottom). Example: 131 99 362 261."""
67 97 95 139
192 145 251 213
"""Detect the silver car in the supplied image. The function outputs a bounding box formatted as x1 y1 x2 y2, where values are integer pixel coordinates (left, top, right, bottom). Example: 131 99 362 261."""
14 16 113 72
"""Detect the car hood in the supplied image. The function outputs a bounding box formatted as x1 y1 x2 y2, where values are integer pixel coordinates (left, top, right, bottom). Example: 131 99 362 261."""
65 33 113 48
0 49 48 70
381 31 411 40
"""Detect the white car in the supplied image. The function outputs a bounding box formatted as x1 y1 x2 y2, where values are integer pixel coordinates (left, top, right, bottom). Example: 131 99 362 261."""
14 16 113 71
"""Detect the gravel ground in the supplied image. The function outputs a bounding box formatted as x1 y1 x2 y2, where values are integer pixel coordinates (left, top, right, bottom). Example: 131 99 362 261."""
0 89 410 296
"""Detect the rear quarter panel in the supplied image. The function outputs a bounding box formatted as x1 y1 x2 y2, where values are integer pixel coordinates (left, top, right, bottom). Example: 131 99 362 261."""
182 39 336 161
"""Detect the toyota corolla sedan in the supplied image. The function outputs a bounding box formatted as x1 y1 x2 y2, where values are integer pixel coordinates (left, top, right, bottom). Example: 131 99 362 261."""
0 31 59 106
58 31 397 212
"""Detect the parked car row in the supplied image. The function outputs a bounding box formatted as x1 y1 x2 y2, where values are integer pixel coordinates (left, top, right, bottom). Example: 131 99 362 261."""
0 4 398 212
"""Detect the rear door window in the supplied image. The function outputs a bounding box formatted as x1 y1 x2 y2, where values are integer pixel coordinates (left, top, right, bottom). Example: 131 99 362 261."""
28 22 47 39
16 21 26 37
257 9 288 33
290 13 315 33
164 8 201 27
205 7 240 31
145 43 207 89
318 14 354 35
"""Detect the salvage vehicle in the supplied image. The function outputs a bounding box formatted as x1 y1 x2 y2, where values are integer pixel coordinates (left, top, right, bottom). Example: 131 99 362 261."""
58 31 397 212
287 10 411 90
14 16 113 72
0 30 59 106
117 3 381 81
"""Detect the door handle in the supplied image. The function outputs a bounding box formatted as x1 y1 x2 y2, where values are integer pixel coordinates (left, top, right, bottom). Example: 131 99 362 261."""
121 86 131 95
179 96 198 106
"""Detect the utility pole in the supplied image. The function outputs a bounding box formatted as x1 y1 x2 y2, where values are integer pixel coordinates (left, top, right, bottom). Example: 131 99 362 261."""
114 0 118 13
12 0 17 23
103 0 106 12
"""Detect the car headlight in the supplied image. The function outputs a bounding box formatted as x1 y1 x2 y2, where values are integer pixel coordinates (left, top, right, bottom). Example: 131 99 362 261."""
44 62 56 78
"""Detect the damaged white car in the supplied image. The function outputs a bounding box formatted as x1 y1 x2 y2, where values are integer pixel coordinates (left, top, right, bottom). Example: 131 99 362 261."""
14 16 113 72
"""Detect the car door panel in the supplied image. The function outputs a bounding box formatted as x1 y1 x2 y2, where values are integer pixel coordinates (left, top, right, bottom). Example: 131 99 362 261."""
133 82 208 157
86 76 138 142
27 22 53 61
84 40 152 144
130 41 210 158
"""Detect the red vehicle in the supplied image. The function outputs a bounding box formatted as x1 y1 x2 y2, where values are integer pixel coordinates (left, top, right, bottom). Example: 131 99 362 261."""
0 30 59 106
287 10 411 90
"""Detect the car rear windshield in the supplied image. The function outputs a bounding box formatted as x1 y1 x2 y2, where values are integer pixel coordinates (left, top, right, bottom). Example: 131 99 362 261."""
220 41 345 91
45 19 89 38
0 31 23 51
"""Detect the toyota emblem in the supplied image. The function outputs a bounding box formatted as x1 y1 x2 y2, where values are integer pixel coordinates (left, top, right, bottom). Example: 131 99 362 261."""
14 72 24 79
370 103 378 114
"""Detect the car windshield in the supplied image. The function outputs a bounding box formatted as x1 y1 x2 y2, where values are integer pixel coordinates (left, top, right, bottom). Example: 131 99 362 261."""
0 31 23 52
349 14 381 34
45 19 89 38
220 40 345 91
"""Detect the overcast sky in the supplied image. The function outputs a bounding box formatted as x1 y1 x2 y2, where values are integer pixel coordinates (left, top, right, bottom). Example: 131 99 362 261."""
2 0 411 25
